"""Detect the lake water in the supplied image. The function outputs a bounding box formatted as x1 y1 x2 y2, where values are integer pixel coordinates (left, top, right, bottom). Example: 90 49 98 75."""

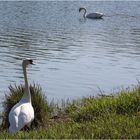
0 1 140 104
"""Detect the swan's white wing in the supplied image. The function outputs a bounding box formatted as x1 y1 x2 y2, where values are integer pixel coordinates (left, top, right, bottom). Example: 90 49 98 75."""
86 12 104 19
9 103 22 133
9 102 34 133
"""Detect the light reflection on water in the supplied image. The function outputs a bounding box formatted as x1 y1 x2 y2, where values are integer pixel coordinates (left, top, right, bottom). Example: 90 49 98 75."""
0 1 140 108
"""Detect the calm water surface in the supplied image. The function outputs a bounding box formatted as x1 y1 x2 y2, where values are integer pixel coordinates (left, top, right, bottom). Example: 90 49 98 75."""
0 1 140 104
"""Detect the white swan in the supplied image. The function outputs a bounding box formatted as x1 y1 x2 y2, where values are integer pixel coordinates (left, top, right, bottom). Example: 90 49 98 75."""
8 58 35 133
79 7 104 19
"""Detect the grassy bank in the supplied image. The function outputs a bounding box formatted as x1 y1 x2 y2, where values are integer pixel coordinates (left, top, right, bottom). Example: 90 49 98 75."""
0 85 140 139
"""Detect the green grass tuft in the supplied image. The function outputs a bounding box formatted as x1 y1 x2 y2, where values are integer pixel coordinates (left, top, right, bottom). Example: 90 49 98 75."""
0 84 140 138
1 84 50 129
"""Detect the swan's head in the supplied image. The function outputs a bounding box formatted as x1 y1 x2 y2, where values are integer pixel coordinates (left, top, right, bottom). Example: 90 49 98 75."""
22 58 34 68
79 7 86 12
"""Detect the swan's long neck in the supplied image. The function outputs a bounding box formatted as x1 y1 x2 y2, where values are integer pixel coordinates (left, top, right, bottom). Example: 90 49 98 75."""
83 8 87 18
21 65 31 103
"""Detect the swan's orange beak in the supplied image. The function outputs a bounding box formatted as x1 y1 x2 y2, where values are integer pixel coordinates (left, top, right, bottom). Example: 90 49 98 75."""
31 62 35 65
31 61 35 65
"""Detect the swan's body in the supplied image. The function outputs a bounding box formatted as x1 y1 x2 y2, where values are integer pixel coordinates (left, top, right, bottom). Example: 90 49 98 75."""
79 7 104 19
9 58 34 133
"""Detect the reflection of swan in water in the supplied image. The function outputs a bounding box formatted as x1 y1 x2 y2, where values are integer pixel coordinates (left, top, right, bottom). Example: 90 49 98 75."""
8 58 35 133
79 7 104 19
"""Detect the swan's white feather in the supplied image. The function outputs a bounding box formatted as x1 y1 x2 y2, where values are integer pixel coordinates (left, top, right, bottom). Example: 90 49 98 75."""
9 101 34 133
86 12 103 19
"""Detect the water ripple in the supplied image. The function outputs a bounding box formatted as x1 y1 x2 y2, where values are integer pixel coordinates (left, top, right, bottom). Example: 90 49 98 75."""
0 1 140 102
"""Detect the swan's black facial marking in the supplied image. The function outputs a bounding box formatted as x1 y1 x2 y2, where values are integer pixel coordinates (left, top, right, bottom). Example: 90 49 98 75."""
79 8 82 12
28 59 33 65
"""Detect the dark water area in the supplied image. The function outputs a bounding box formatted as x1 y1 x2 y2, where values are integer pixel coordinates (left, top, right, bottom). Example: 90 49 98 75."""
0 1 140 107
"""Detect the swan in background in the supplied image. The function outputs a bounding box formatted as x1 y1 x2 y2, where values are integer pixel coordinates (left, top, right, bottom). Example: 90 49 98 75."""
9 58 35 133
79 7 104 19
